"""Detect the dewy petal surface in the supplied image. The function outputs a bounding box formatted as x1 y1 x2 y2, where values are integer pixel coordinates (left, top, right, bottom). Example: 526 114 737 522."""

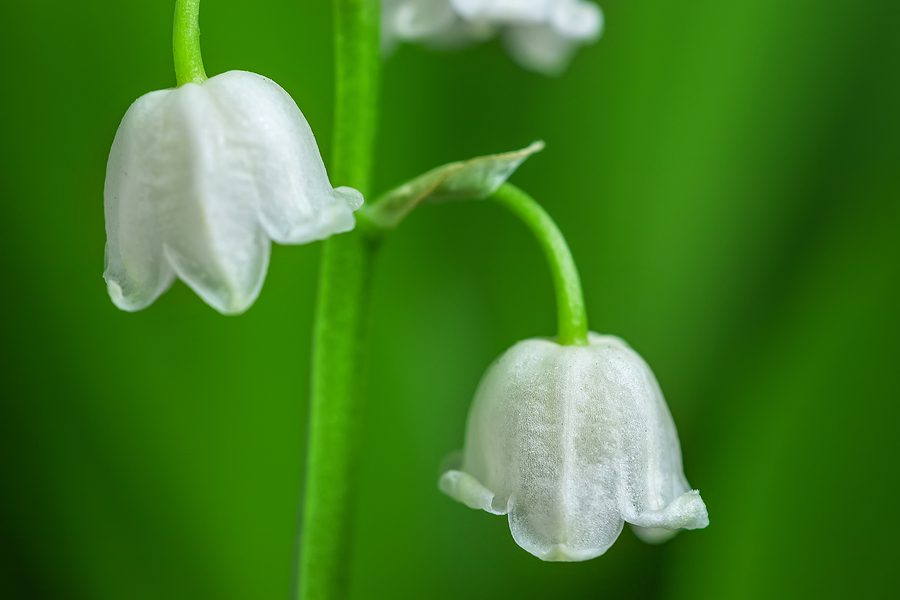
440 333 708 561
104 70 361 314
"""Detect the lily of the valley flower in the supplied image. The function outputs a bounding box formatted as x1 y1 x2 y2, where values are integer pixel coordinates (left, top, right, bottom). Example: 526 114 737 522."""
382 0 603 75
440 333 709 561
104 70 362 315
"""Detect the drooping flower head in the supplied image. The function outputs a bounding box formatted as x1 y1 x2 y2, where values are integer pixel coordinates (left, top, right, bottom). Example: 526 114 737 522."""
383 0 604 75
440 333 708 560
105 2 362 315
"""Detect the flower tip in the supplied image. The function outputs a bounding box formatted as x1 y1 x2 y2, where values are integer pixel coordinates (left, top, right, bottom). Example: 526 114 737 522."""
538 543 602 562
630 488 709 538
105 278 129 310
210 290 257 317
631 526 679 545
217 302 251 317
630 491 709 545
104 277 148 313
675 489 710 530
439 470 504 514
551 1 605 42
526 140 546 154
334 186 365 211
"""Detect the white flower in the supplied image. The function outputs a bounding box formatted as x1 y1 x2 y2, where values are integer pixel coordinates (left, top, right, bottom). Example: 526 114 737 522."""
440 333 708 561
104 70 362 315
382 0 603 74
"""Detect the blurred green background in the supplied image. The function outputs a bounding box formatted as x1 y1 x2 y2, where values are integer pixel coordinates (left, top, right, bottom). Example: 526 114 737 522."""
2 0 899 598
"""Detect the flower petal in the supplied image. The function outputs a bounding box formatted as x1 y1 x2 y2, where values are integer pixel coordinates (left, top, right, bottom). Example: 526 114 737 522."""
439 470 504 514
503 2 602 75
454 338 627 561
451 0 552 25
628 489 710 533
156 82 270 315
388 0 460 40
631 525 679 544
202 71 362 245
508 499 624 562
503 23 579 75
550 0 603 41
585 334 710 532
104 90 176 311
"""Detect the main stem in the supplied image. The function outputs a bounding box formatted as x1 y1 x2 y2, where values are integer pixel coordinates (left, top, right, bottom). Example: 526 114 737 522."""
492 184 589 346
297 1 379 599
173 0 207 86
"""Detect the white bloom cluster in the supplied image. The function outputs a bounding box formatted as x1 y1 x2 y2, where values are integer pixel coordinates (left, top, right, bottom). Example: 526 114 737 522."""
104 71 362 315
440 334 709 561
383 0 604 74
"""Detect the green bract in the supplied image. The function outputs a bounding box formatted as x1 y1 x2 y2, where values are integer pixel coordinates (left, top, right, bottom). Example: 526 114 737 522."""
361 141 544 230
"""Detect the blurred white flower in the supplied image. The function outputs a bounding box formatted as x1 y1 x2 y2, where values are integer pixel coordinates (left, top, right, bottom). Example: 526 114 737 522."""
382 0 603 74
440 333 709 561
104 70 362 315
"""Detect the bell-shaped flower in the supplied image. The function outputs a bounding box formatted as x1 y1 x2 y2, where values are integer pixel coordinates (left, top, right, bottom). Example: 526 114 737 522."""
440 333 708 561
104 70 362 315
382 0 603 75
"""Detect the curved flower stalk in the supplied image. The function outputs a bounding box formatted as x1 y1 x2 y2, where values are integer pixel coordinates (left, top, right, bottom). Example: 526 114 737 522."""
440 333 709 561
382 0 603 74
104 2 362 315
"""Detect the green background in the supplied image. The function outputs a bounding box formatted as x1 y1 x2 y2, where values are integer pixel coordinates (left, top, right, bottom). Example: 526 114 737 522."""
2 1 898 598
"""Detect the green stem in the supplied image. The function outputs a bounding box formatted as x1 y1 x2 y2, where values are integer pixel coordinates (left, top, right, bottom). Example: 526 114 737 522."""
173 0 207 86
297 1 379 599
492 183 589 346
330 0 380 190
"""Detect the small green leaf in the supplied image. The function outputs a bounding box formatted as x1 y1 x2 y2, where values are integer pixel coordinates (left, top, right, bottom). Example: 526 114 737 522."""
361 141 545 231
